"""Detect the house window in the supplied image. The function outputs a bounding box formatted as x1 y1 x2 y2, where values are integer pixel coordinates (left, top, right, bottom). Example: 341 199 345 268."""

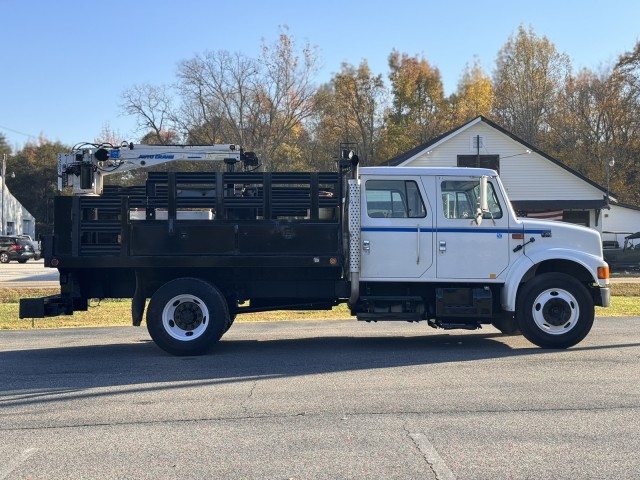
23 219 32 236
6 222 14 235
457 155 500 173
563 211 590 227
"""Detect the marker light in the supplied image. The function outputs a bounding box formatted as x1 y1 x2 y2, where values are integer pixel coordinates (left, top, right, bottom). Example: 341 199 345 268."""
597 266 609 279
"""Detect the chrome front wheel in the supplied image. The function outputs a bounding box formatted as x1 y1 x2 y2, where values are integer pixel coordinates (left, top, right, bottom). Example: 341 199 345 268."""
516 272 594 349
530 287 580 335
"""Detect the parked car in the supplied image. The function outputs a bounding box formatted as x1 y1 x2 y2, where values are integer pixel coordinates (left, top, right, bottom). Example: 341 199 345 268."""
603 232 640 271
17 234 41 260
0 235 36 263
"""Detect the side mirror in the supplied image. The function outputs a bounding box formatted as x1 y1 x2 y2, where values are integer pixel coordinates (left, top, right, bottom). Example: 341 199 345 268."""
475 176 489 225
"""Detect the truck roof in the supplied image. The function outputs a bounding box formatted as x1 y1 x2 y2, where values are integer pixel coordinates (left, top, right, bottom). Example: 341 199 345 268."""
359 166 498 177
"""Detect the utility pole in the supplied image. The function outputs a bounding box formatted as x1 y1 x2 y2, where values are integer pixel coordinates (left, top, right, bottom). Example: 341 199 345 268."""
606 158 615 208
1 154 5 236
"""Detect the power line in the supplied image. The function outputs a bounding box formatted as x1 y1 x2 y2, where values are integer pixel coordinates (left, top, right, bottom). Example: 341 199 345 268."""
0 124 37 138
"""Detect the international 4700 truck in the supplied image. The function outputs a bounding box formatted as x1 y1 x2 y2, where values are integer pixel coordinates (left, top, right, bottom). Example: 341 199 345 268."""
20 143 610 355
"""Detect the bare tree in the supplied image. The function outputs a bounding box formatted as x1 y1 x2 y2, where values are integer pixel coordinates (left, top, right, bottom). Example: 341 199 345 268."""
94 123 128 146
617 41 640 96
176 50 259 146
120 84 174 144
121 27 321 170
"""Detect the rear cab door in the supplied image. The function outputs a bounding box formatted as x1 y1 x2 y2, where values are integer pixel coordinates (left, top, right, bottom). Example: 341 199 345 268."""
359 173 434 279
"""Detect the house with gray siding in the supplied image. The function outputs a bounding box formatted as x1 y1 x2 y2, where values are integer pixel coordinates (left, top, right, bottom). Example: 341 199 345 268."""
1 176 36 238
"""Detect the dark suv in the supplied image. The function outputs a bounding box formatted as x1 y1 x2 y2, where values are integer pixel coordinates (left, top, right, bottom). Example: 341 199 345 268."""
0 236 35 263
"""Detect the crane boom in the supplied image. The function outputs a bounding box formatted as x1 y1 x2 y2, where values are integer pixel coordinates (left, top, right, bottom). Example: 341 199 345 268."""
58 142 258 195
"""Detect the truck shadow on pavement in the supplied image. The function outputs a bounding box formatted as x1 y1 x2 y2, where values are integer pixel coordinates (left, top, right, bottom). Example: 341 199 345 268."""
2 324 638 409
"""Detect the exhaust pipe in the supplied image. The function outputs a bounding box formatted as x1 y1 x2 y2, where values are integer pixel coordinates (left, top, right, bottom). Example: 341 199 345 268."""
347 176 361 308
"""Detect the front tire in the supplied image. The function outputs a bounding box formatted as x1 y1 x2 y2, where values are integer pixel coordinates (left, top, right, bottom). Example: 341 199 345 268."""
0 252 10 263
516 273 594 349
146 278 229 356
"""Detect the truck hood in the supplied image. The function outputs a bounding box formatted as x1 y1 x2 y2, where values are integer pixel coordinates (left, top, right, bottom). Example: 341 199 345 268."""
519 219 603 259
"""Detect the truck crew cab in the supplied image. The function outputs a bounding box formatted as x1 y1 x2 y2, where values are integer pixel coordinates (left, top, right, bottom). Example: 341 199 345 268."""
20 143 610 355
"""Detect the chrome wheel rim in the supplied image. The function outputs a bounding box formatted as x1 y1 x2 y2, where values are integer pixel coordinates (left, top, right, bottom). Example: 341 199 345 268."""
531 288 580 335
162 294 209 341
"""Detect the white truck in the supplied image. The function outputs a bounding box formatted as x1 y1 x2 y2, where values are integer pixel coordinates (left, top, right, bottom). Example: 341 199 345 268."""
20 143 610 355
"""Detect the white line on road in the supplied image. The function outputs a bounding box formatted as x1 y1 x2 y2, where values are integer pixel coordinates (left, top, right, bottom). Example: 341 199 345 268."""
0 448 37 480
409 433 456 480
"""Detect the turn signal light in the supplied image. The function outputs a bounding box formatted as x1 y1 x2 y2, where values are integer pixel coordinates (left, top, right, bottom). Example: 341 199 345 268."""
597 266 609 279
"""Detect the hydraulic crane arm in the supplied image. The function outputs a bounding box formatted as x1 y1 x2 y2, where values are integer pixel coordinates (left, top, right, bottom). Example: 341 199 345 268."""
58 142 259 195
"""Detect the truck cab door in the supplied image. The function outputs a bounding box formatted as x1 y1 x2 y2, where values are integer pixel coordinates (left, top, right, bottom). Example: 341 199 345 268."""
360 177 434 279
435 176 510 280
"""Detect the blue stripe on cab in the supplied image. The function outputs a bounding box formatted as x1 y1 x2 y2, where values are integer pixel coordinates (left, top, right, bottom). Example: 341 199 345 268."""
361 227 551 235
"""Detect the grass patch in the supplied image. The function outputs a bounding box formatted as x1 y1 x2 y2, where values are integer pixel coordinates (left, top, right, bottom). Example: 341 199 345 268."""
596 297 640 317
3 284 639 330
1 291 352 330
608 283 640 296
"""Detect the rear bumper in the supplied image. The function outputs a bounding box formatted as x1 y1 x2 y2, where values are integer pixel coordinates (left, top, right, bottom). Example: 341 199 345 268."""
19 295 88 318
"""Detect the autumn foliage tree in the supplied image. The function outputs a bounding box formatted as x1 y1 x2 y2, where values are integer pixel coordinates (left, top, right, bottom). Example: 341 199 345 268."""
610 41 640 205
310 61 386 166
492 25 571 145
447 59 494 127
114 26 640 205
382 51 445 158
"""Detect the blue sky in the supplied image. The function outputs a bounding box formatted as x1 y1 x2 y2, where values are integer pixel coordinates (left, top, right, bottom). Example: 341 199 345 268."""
1 0 639 151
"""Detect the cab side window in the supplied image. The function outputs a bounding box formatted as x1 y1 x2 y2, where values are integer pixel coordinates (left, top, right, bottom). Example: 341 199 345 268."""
366 180 426 218
441 180 503 220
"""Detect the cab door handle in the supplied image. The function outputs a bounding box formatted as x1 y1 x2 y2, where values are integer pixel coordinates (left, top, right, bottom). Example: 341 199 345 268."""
362 240 370 254
439 240 446 253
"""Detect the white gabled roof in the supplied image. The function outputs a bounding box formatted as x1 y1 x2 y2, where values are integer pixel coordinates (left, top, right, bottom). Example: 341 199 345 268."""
384 116 611 205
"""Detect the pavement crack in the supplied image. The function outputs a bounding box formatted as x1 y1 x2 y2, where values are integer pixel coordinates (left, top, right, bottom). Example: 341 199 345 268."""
242 380 258 414
404 424 456 480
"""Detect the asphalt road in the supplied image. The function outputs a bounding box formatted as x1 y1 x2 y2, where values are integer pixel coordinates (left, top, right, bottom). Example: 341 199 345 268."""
1 318 639 479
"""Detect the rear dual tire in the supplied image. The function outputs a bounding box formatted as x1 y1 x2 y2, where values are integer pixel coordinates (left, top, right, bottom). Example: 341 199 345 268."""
146 278 229 356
